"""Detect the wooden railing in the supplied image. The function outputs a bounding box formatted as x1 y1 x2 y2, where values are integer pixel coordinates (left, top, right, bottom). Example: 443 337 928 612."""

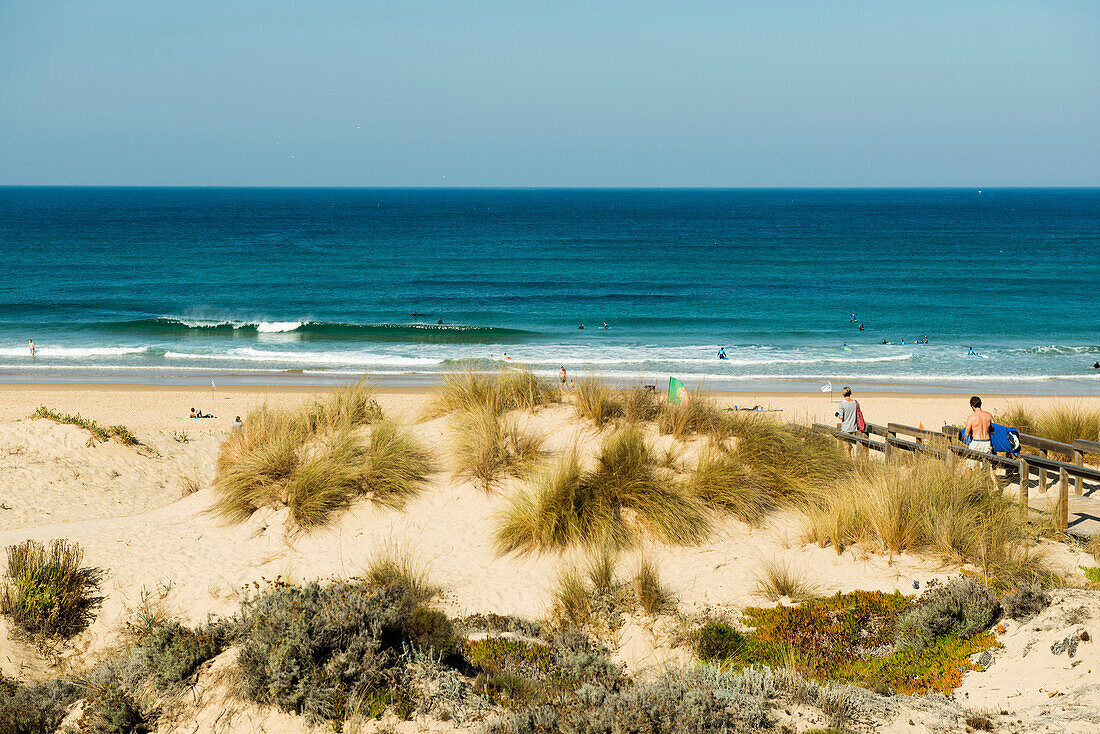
812 422 1100 531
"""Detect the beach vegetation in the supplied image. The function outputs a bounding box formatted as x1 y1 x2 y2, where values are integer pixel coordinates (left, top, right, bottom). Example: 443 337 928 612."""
425 366 557 419
1000 583 1051 620
692 581 1001 695
571 377 622 428
453 406 546 490
753 558 819 602
632 558 673 616
804 459 1054 589
689 448 773 525
171 430 189 443
0 675 81 734
656 395 730 441
1089 533 1100 563
302 378 384 432
364 546 441 604
214 393 433 531
1 539 104 641
77 674 151 734
494 427 708 554
235 579 459 727
994 402 1100 455
30 406 146 450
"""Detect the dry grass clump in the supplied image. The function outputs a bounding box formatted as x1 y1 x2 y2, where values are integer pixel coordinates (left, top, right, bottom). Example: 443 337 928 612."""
657 395 730 441
214 397 433 530
425 366 557 418
302 379 383 432
753 558 819 602
805 459 1053 588
572 377 623 428
1088 533 1100 564
995 402 1100 450
1 539 104 640
31 406 145 449
725 414 851 504
633 558 673 615
495 426 709 554
689 449 773 525
363 547 440 604
453 406 546 490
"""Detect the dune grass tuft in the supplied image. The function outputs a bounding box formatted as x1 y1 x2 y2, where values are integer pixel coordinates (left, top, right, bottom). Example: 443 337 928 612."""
572 377 623 428
995 402 1100 453
805 459 1053 589
425 365 557 419
753 558 819 602
1 539 104 640
453 406 546 490
633 558 672 615
656 395 731 441
495 427 709 554
689 448 773 525
363 546 440 604
214 386 433 531
31 406 146 449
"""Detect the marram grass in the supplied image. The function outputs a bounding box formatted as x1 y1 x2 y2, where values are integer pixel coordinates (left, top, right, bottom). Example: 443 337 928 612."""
452 405 545 490
494 426 709 554
424 365 558 419
213 384 433 531
1 539 104 640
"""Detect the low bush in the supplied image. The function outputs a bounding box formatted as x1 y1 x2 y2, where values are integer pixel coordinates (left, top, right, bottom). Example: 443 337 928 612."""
0 675 81 734
495 427 709 554
128 620 231 691
453 407 545 490
1 539 104 640
897 578 1001 653
1001 583 1051 621
77 674 150 733
236 580 458 726
694 588 999 695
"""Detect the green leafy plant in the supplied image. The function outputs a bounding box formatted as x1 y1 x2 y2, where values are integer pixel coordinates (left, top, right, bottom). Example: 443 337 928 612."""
0 539 104 640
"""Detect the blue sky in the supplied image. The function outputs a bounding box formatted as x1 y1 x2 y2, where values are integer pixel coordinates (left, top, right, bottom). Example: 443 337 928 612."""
0 1 1097 186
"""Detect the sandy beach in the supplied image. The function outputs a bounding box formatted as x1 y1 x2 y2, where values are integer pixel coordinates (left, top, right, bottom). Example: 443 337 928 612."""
1 383 1098 732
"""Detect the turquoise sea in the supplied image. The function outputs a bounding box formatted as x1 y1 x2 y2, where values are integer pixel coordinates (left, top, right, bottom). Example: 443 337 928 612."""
0 188 1097 393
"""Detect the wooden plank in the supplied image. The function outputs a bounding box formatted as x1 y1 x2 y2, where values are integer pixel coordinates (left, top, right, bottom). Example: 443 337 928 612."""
1018 457 1030 512
1057 467 1069 530
1074 439 1100 454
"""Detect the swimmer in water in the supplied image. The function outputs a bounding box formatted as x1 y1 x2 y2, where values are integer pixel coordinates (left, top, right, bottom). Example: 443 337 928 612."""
1094 361 1100 369
578 324 584 330
602 322 609 330
28 339 35 357
850 313 856 322
967 347 975 356
858 322 864 331
717 347 727 360
437 318 443 325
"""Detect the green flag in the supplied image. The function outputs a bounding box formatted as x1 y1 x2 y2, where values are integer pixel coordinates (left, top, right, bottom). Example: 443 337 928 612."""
668 377 688 405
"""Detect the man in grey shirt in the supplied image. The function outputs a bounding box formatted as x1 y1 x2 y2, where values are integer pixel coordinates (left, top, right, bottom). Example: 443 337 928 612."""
835 386 859 457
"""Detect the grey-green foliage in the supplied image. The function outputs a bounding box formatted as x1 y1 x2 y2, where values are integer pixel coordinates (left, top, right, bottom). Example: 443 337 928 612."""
1001 583 1051 621
128 620 231 691
0 675 81 734
77 673 150 734
236 580 458 725
484 664 884 734
897 578 1001 653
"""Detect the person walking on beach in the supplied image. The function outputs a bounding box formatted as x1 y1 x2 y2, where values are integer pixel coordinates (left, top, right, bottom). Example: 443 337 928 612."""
963 396 998 486
834 387 861 457
559 366 567 389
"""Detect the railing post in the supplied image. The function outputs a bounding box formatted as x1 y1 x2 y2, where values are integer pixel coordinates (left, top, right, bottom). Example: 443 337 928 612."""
885 428 895 463
1018 457 1029 513
1056 467 1069 531
1039 449 1048 492
1073 449 1084 496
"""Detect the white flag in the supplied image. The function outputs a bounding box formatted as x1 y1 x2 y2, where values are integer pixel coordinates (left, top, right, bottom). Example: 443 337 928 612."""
820 382 832 393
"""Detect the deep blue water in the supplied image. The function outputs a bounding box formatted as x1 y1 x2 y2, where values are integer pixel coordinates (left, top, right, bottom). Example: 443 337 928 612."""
0 187 1098 392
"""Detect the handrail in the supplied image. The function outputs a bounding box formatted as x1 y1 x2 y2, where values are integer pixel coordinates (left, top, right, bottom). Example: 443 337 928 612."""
943 423 1078 456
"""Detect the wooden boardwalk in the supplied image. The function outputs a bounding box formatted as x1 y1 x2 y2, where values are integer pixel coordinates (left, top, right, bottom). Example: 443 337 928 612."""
1017 478 1099 538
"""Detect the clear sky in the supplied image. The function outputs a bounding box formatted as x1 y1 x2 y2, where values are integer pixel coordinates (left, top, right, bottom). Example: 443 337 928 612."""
1 0 1097 186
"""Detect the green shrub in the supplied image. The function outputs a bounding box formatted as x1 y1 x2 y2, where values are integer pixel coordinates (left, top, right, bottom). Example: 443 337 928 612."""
236 580 457 725
129 621 230 691
0 675 81 734
695 622 747 661
1 539 104 640
77 675 149 733
897 578 1001 653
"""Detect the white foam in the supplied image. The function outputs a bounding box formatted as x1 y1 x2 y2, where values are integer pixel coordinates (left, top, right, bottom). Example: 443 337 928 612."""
0 346 151 358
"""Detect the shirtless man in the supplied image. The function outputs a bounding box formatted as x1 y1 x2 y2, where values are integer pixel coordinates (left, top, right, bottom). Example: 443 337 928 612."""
963 395 998 485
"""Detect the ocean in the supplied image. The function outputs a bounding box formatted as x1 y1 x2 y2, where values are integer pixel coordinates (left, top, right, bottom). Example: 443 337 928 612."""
1 187 1097 393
